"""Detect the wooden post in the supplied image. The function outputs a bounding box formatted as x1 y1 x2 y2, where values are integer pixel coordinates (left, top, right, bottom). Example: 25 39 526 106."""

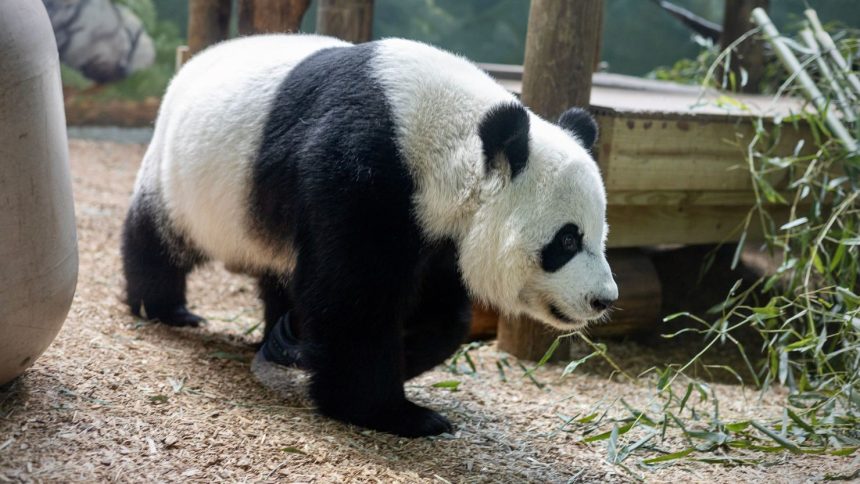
187 0 231 56
316 0 374 43
238 0 310 35
499 0 604 361
721 0 769 93
520 0 603 121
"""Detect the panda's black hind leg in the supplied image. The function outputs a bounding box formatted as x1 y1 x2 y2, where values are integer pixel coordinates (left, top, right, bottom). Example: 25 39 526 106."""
257 273 305 367
121 194 206 327
258 273 295 341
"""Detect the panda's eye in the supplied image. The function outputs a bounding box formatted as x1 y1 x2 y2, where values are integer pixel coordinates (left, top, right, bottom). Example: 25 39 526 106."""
540 223 582 273
562 233 578 252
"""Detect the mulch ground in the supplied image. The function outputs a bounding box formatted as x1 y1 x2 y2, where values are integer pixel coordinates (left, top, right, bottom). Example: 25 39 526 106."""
0 140 857 482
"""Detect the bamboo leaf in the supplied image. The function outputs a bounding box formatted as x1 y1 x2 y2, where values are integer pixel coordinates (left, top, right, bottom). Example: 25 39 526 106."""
641 448 695 465
780 217 809 230
431 380 461 391
751 421 802 453
583 422 634 443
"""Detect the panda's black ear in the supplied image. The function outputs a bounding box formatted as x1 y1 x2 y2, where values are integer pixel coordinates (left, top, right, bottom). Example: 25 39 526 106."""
479 103 530 179
558 107 598 151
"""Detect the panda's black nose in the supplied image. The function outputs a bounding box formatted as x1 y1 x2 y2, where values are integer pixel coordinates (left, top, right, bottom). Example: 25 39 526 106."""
590 297 615 312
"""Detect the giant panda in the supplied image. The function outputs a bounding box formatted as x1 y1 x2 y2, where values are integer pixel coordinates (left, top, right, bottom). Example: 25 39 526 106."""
122 34 618 437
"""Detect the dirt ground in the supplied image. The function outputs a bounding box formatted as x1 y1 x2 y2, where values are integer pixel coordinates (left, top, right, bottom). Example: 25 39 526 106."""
0 140 857 482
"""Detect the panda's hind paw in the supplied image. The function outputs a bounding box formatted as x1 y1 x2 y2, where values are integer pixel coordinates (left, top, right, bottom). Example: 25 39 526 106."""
137 304 205 327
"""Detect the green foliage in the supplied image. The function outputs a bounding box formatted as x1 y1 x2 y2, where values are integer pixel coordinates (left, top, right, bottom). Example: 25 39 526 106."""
649 37 720 86
487 13 860 474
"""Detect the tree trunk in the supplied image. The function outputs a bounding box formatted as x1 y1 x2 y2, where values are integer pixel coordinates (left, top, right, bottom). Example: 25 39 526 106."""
187 0 231 55
316 0 374 43
721 0 769 93
238 0 311 35
520 0 603 121
499 0 603 361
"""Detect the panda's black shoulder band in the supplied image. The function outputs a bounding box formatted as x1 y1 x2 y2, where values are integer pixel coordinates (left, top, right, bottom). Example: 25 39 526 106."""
479 102 530 179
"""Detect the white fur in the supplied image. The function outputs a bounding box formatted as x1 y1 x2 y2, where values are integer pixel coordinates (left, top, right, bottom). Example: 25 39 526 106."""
134 34 349 273
136 35 617 329
372 39 617 329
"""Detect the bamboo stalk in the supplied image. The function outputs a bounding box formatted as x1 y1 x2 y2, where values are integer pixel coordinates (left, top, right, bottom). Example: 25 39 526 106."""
799 28 856 123
804 9 860 98
751 8 857 153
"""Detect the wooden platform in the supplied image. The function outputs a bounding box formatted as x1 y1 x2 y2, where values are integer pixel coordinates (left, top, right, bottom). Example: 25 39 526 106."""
483 64 811 248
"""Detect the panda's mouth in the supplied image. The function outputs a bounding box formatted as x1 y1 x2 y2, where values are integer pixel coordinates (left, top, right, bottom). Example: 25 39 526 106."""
548 303 575 324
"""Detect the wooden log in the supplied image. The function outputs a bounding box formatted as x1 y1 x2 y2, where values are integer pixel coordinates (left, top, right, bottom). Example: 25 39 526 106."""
500 0 604 361
721 0 769 93
187 0 231 56
588 249 661 338
520 0 603 121
498 312 568 362
238 0 311 35
316 0 374 43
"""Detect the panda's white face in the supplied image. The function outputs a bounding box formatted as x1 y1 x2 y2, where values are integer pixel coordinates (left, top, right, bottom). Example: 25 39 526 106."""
459 109 618 331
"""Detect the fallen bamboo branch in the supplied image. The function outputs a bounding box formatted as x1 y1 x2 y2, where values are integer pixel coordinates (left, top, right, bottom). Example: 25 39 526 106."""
804 9 860 99
751 8 857 153
799 28 856 123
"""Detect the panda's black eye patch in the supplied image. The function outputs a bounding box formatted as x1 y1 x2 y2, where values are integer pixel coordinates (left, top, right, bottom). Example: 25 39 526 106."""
541 223 582 272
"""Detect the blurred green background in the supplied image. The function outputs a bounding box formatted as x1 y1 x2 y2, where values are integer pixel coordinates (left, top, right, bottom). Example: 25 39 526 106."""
66 0 860 101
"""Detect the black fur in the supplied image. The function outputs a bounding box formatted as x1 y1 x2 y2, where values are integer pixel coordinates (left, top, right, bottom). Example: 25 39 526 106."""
122 42 478 437
121 192 207 326
557 107 598 151
540 223 582 273
402 241 471 380
478 102 530 179
248 43 468 436
258 272 294 340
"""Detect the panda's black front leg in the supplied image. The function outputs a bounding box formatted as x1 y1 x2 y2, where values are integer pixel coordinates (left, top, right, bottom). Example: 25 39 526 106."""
293 254 453 437
403 243 472 380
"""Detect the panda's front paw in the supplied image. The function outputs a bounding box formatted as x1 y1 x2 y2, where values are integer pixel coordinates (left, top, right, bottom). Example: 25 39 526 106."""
370 401 454 437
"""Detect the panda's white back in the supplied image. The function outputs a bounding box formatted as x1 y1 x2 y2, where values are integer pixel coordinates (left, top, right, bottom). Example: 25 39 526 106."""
136 34 517 272
136 35 349 272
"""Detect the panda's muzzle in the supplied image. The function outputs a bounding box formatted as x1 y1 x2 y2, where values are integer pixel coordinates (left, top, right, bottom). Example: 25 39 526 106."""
548 303 575 324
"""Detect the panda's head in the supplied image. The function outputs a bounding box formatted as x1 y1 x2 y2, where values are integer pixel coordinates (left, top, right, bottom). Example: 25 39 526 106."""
459 103 618 331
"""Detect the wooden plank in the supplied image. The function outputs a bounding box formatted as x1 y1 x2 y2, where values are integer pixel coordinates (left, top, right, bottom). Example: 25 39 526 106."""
485 65 809 119
596 115 808 192
608 190 766 207
606 204 791 248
